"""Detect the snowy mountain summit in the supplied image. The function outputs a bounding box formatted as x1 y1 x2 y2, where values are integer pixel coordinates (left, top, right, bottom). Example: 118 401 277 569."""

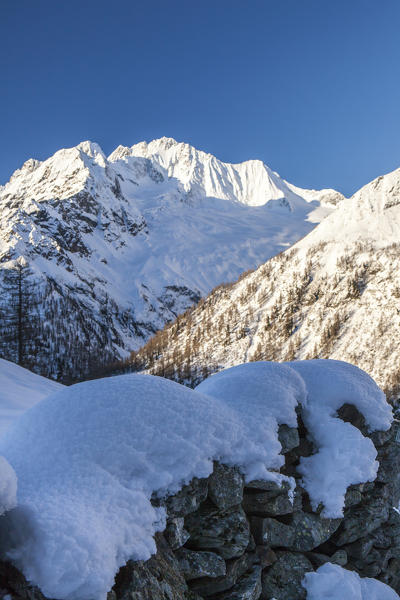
0 138 343 380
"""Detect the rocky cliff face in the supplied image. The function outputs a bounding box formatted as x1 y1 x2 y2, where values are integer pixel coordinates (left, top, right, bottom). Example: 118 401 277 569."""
1 402 399 600
0 139 342 382
131 166 400 399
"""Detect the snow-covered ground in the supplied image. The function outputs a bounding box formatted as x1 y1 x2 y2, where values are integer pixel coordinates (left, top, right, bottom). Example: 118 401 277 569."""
0 360 392 600
0 359 63 435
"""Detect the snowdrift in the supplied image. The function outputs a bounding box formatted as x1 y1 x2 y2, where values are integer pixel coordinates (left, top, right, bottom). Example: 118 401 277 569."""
0 360 393 600
0 358 63 435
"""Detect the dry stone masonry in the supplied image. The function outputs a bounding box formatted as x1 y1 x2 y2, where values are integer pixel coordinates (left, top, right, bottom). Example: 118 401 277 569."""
1 403 400 600
114 407 400 600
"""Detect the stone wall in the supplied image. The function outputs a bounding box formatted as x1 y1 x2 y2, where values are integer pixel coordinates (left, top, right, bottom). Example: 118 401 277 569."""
1 406 400 600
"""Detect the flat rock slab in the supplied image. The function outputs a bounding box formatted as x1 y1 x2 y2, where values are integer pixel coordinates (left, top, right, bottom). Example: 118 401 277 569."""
251 512 341 552
189 553 254 597
153 478 208 518
185 504 250 559
175 548 226 580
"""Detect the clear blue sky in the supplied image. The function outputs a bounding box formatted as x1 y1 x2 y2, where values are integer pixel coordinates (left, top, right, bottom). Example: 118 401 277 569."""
1 0 400 196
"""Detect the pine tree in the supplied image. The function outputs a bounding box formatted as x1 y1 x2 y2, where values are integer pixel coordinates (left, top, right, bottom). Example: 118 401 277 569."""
0 259 41 367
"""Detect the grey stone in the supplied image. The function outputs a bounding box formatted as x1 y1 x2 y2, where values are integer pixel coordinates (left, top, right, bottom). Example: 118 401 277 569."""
175 548 226 580
189 553 254 596
0 561 47 600
153 478 208 518
344 488 362 508
209 463 244 510
335 496 389 545
305 549 347 568
376 439 400 505
382 557 400 591
330 549 348 566
250 516 294 547
290 512 342 551
251 512 341 551
337 404 369 435
247 534 256 552
164 517 190 550
242 490 293 516
185 504 250 559
356 562 382 578
370 528 392 549
261 551 313 600
345 537 374 560
370 428 394 447
218 566 262 600
245 479 289 493
255 546 277 568
113 533 194 600
278 425 300 453
304 551 331 568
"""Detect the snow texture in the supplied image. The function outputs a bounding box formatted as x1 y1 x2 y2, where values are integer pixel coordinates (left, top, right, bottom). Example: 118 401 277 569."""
0 360 392 600
287 360 392 516
196 361 306 484
304 563 400 599
0 359 63 435
198 360 391 517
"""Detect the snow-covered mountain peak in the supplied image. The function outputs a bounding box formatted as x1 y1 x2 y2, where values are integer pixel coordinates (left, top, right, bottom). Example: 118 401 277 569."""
124 137 346 209
9 158 42 183
0 137 345 380
76 140 107 166
108 144 132 161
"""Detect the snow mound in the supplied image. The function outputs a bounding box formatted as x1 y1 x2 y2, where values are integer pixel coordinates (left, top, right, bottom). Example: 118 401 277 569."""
287 360 392 516
0 372 305 600
0 360 392 600
196 361 306 483
198 360 391 517
304 563 400 599
0 359 63 436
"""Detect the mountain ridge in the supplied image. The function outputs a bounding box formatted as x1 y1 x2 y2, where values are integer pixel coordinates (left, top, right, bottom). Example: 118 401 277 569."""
129 164 400 398
0 138 343 380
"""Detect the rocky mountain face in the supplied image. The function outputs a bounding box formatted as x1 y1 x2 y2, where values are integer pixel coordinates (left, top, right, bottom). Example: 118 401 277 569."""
132 166 400 399
0 138 342 381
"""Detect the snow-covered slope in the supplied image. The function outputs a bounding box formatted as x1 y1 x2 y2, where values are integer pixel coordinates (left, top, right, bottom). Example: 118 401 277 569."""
0 138 343 380
133 166 400 398
0 359 63 435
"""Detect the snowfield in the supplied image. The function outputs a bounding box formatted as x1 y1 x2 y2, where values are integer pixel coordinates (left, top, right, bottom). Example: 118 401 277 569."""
0 360 392 600
0 358 63 435
0 359 62 518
